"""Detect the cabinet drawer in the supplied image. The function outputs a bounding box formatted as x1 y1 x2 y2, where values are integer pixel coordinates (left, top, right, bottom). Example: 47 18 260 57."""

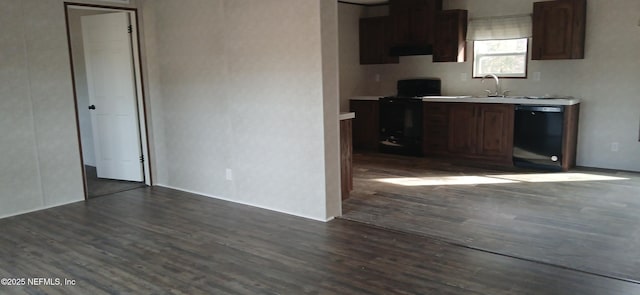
424 115 447 124
424 104 448 113
424 141 448 153
425 128 448 138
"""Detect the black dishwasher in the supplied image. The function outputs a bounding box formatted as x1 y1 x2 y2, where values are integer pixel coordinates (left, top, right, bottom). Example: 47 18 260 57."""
513 105 565 170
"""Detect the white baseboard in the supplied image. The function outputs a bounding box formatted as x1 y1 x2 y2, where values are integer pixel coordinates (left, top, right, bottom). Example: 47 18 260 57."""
0 199 84 220
155 184 334 222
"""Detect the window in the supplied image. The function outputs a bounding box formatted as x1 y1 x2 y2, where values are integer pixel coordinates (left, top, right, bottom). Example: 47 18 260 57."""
467 14 532 78
473 38 528 78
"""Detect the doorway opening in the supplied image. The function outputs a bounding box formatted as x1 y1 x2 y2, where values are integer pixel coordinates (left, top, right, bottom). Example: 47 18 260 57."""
65 3 151 199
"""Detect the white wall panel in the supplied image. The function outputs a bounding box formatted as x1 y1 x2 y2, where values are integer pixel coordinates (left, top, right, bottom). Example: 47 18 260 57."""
0 0 140 218
321 0 341 218
22 0 85 206
0 0 45 217
150 0 337 220
338 3 366 112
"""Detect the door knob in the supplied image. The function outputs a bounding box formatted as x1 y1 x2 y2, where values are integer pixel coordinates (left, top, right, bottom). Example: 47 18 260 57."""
88 105 96 110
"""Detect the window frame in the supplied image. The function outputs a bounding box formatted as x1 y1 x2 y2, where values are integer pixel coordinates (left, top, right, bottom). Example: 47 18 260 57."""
471 38 529 79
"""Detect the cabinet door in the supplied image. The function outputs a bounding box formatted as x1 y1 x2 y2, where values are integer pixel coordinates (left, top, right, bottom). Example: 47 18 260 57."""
412 0 443 46
350 100 379 151
390 0 442 47
433 10 467 63
423 102 449 154
359 17 398 65
532 0 586 60
477 104 514 158
448 104 477 154
390 0 412 46
340 119 353 200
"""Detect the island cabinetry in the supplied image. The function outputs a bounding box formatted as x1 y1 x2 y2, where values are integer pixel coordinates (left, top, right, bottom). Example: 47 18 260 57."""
340 117 353 200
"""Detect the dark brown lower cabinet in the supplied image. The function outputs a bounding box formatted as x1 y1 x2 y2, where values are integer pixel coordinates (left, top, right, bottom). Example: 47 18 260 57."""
350 100 379 151
356 100 577 170
423 102 450 155
340 119 353 200
476 104 515 159
448 103 514 164
424 102 514 164
447 103 479 155
561 104 580 170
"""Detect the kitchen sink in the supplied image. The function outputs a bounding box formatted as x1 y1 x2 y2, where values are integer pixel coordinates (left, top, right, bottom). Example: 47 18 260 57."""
474 95 528 99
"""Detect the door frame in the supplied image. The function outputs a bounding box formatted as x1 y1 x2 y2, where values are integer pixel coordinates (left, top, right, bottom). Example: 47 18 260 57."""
64 2 152 200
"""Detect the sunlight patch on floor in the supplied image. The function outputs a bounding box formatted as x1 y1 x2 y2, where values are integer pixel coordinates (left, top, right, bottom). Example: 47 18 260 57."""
376 176 518 186
488 173 628 183
376 173 628 186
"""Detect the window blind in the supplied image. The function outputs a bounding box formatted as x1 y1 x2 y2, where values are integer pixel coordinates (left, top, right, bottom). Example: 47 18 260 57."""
467 14 532 41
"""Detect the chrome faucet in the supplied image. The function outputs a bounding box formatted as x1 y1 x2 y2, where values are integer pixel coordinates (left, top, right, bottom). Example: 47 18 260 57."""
482 74 503 97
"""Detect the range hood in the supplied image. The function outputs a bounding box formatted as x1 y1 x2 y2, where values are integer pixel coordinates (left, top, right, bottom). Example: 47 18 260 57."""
389 44 433 56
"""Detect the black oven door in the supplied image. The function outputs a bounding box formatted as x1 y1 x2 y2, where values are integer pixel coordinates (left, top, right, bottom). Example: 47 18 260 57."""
379 97 423 156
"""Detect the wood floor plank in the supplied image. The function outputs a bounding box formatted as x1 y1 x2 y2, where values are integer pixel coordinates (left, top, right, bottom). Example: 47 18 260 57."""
1 185 640 294
343 152 640 283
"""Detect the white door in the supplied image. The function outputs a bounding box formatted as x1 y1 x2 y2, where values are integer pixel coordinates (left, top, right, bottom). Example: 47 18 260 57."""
82 12 143 182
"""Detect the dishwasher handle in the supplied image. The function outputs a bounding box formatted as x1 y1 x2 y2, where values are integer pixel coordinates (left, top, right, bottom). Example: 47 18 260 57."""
515 105 564 113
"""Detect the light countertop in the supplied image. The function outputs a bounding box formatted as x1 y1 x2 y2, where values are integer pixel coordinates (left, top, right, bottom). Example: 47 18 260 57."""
350 95 581 106
350 96 388 101
421 96 581 106
339 112 355 120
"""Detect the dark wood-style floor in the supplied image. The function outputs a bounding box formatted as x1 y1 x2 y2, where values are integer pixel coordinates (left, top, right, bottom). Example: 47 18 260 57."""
2 187 640 294
342 152 640 283
85 165 145 198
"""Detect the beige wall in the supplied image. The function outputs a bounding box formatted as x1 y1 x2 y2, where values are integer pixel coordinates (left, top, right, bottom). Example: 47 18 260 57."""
144 0 340 221
1 0 341 221
340 0 640 172
0 0 132 218
0 0 142 218
321 0 341 218
338 3 365 111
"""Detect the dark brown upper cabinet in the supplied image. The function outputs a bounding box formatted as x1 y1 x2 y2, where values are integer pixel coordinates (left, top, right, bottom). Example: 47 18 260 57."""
359 17 398 65
389 0 443 54
433 9 468 63
532 0 586 60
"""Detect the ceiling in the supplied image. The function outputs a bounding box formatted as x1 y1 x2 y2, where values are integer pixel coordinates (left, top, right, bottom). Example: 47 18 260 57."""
339 0 388 5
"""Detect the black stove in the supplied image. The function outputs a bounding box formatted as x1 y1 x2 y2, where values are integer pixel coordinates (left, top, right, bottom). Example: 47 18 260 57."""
379 78 441 156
